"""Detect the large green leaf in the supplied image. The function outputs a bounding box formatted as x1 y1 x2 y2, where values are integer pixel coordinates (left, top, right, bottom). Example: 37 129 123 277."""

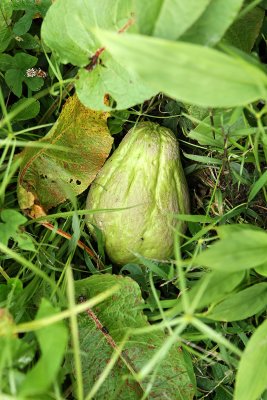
223 6 264 52
183 271 245 312
41 0 154 110
206 283 267 321
193 228 267 271
95 30 267 108
0 0 13 53
234 319 267 400
135 0 211 39
76 57 154 110
74 274 195 399
181 0 244 46
18 299 68 396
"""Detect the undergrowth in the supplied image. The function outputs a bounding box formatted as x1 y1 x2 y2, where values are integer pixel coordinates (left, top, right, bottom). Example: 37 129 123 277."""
1 1 267 400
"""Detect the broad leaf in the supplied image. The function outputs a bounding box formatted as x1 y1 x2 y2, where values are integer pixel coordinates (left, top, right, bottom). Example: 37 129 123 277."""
188 108 247 148
41 0 154 110
223 6 264 52
10 98 40 121
17 95 113 214
165 270 245 317
135 0 211 39
0 53 13 70
181 0 244 46
95 30 267 108
74 274 195 399
206 283 267 321
76 58 154 110
0 0 13 53
18 299 68 396
3 52 44 97
0 209 35 251
248 170 267 202
193 228 267 271
235 319 267 400
5 69 25 97
13 9 34 35
255 261 267 277
12 0 53 35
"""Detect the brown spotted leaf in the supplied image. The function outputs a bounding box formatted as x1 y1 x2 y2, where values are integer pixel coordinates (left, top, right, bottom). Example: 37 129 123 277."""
74 274 195 399
17 95 113 215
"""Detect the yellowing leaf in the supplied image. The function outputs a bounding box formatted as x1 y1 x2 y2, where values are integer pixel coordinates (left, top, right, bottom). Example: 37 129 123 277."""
17 95 113 214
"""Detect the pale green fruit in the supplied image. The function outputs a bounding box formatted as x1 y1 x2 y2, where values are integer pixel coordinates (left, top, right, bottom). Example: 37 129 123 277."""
86 122 190 265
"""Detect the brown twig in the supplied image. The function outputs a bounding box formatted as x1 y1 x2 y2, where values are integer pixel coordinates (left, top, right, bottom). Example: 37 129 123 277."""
41 221 104 268
25 205 103 267
118 15 135 34
85 14 135 72
42 222 93 257
78 296 142 388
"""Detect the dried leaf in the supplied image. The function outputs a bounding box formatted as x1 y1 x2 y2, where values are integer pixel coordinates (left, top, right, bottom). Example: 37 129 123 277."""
17 95 113 214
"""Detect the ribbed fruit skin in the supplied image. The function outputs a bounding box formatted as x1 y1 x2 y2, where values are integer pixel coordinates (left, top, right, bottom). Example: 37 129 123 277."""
86 122 190 265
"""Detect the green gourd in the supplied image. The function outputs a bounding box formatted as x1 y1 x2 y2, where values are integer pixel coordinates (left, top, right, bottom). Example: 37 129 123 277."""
86 122 190 265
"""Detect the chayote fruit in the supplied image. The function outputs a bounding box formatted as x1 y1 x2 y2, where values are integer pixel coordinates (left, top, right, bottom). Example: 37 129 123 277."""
86 122 190 265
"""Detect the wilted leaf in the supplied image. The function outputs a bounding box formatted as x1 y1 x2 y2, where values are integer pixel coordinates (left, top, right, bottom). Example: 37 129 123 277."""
74 274 195 400
41 0 154 110
17 95 113 214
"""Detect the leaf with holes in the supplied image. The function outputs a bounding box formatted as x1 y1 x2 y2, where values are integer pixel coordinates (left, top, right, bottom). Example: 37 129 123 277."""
17 95 113 215
74 274 195 399
41 0 155 110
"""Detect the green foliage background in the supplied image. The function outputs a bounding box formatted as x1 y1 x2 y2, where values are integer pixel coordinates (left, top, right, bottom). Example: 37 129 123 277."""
1 0 267 399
